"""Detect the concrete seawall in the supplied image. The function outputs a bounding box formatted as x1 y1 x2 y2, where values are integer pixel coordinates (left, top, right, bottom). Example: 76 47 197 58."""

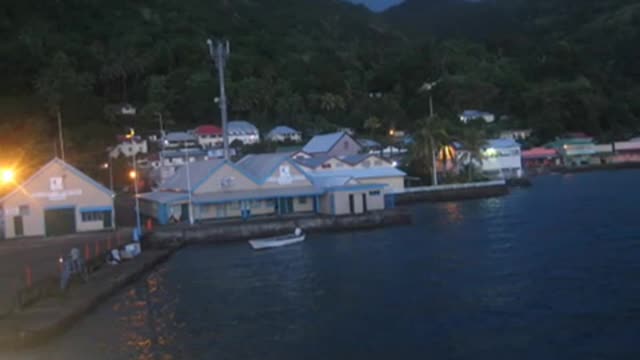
395 180 509 204
148 209 412 246
0 249 177 350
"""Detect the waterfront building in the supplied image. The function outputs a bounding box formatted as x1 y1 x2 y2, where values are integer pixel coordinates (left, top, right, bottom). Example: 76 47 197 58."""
294 153 406 193
481 139 523 179
266 126 302 143
302 131 362 157
193 125 223 148
228 120 260 145
522 147 560 169
0 158 115 239
139 153 385 224
546 138 596 166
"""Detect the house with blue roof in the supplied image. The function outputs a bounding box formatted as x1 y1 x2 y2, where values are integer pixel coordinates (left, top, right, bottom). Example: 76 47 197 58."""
302 131 362 157
0 158 115 238
138 153 386 224
266 126 302 143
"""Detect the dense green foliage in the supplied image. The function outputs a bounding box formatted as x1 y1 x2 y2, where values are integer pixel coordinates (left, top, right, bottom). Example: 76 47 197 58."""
1 0 639 176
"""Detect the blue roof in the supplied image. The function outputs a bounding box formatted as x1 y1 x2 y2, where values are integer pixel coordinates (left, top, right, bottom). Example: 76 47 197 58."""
267 126 299 137
228 120 259 134
358 138 381 148
485 138 520 149
308 167 406 180
303 131 348 153
159 159 225 191
460 110 493 118
236 153 292 182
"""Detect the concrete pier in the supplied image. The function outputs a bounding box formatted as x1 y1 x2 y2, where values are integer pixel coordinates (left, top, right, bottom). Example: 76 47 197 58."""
395 180 509 204
148 209 412 246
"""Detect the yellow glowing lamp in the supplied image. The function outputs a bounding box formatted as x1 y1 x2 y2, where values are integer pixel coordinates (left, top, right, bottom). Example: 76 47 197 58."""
129 170 137 179
1 169 15 184
438 145 456 161
125 128 135 139
389 129 396 136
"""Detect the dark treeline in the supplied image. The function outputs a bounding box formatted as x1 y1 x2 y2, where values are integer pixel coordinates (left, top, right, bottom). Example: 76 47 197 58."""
1 0 639 172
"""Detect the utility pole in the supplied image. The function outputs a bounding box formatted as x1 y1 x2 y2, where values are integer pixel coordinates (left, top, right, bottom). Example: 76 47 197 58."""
57 108 65 161
207 39 230 160
419 80 440 186
184 146 194 225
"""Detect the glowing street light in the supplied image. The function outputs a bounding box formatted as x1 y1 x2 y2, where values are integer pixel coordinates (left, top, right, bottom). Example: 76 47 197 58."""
129 170 137 179
389 129 396 136
1 169 15 184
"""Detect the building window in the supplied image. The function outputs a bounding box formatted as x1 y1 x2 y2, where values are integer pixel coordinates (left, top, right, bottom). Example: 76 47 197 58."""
251 200 262 209
374 160 383 166
82 211 105 222
343 141 349 150
369 190 381 196
266 199 275 207
19 205 30 216
298 196 307 204
321 163 332 169
362 160 371 168
230 201 241 210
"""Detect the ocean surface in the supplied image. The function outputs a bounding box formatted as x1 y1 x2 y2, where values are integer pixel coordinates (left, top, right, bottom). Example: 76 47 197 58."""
7 171 640 360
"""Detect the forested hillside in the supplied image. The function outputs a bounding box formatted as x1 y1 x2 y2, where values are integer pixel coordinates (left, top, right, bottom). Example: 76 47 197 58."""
1 0 639 173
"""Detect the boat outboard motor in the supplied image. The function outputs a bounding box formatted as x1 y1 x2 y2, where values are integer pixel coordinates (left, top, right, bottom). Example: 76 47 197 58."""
295 228 302 236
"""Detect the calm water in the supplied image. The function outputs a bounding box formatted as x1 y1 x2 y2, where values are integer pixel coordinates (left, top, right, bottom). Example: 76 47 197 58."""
8 171 640 360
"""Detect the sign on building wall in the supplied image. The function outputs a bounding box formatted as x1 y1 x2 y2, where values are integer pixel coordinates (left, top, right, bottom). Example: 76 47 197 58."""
32 176 83 201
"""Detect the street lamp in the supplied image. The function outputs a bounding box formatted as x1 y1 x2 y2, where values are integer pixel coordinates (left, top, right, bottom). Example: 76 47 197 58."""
1 169 15 184
130 149 142 241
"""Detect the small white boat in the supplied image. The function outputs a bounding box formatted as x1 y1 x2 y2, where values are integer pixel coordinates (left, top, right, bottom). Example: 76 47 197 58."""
249 228 305 250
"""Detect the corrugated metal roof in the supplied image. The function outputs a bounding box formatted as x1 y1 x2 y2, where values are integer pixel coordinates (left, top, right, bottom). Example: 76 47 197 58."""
358 138 381 148
485 138 520 149
192 186 323 204
267 126 299 137
307 175 354 188
164 132 197 142
228 120 259 134
236 153 291 181
307 167 406 179
159 159 224 191
339 154 372 165
194 125 222 135
302 131 346 153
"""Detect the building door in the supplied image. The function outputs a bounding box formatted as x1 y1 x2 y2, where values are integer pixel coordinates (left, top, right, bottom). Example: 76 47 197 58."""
216 204 227 219
13 216 24 237
277 198 294 215
102 210 113 228
44 208 76 237
180 204 189 222
349 194 355 214
362 193 368 213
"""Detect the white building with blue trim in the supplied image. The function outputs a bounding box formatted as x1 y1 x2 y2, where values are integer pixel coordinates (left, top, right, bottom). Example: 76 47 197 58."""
138 153 386 224
0 158 115 239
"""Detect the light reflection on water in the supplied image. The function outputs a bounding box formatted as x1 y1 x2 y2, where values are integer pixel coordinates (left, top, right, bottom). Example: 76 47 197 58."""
4 170 640 360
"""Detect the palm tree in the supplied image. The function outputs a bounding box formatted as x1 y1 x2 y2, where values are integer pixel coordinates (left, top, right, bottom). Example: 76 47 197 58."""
458 128 487 181
410 115 450 185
